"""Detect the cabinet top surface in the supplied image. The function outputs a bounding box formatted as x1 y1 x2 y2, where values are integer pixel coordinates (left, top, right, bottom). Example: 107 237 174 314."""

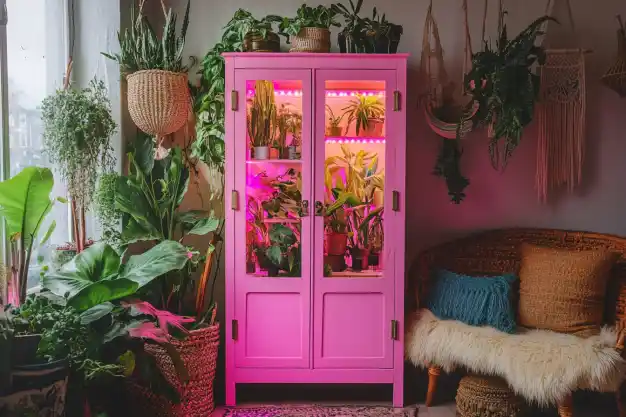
222 52 409 60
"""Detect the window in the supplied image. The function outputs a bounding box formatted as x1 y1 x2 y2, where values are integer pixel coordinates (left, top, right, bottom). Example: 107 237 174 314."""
2 0 71 288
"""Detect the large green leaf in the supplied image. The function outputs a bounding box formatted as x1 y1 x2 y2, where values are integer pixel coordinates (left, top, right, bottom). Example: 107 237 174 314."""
115 176 162 239
0 167 54 248
118 240 189 289
188 216 220 236
70 280 138 311
79 302 115 324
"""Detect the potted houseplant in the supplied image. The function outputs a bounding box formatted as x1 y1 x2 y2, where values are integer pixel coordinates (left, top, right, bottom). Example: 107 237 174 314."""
362 8 403 53
325 105 346 136
265 224 301 277
223 9 282 52
332 0 368 53
41 79 116 254
102 0 193 142
247 81 278 160
279 5 340 53
342 95 385 137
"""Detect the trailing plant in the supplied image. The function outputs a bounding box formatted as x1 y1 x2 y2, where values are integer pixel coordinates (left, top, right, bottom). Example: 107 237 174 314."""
102 0 193 75
223 9 282 43
433 137 470 204
462 13 556 169
0 167 62 305
342 95 385 135
279 5 340 41
95 172 122 245
115 136 220 318
40 78 116 251
247 80 278 148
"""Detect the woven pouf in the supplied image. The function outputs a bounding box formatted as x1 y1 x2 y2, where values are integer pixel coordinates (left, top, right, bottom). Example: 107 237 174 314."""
456 375 525 417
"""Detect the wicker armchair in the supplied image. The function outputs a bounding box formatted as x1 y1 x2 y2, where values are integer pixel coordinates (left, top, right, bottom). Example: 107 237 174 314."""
408 228 626 417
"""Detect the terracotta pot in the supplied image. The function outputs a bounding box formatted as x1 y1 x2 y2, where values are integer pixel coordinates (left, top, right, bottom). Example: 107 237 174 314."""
326 232 348 256
326 126 343 137
325 254 347 272
269 148 280 159
359 119 384 137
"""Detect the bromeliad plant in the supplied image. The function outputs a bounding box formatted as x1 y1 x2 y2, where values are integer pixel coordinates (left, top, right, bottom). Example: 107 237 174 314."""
342 95 385 136
115 136 220 318
0 167 64 305
102 0 193 75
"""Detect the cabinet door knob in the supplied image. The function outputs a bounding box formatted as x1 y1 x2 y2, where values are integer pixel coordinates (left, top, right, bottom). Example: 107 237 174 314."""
315 201 324 216
301 200 309 217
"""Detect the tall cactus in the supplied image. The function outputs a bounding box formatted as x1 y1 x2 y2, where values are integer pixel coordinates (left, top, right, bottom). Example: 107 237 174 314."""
247 80 278 147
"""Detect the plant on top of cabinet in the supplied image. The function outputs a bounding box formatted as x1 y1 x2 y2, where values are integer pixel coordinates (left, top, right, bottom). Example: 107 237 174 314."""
102 0 193 140
325 104 346 136
362 7 403 53
460 13 556 170
332 0 367 53
247 81 278 160
223 9 283 52
279 4 340 52
342 95 385 137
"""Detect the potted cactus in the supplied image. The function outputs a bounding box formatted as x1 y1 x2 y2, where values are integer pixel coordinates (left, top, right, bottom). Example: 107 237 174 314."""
247 81 278 160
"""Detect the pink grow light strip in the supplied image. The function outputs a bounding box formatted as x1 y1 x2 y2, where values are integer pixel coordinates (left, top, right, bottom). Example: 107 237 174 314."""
325 138 386 144
246 90 384 97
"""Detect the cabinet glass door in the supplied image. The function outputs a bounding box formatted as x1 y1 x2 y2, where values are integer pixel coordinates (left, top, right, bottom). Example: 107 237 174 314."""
233 70 312 368
313 70 398 369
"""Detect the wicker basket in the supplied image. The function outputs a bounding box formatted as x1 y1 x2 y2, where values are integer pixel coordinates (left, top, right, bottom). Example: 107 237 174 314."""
126 70 190 137
456 375 525 417
131 324 220 417
290 27 330 53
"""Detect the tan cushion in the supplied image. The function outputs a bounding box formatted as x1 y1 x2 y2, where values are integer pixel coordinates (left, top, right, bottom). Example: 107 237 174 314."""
518 244 620 337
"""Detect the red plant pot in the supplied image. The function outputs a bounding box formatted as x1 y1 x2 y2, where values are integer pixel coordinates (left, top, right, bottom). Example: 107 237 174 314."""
326 232 348 256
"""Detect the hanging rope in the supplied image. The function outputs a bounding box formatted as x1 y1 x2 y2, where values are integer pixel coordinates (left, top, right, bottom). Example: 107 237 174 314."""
536 0 587 203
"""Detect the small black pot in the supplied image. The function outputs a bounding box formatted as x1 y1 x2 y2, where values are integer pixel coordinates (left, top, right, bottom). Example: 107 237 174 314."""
338 32 362 53
368 252 380 267
11 334 42 367
11 357 69 392
267 264 280 277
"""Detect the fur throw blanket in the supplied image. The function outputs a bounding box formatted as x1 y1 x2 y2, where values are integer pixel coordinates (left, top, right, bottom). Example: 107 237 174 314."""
405 310 626 405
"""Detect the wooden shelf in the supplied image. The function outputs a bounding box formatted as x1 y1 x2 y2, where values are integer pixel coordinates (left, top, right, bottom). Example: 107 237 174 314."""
246 159 302 164
263 218 300 224
327 270 383 278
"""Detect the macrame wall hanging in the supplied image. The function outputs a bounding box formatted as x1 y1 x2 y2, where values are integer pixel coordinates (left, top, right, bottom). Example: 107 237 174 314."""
536 0 589 203
602 15 626 98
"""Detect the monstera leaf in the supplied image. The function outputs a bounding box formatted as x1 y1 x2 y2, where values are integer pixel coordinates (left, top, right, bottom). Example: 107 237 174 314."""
43 240 189 312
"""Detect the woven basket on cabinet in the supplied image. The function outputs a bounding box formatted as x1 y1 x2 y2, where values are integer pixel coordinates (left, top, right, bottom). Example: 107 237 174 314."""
290 27 330 52
126 70 190 138
130 324 220 417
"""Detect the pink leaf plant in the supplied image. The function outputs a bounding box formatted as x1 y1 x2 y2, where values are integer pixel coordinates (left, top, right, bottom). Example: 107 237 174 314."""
122 300 195 342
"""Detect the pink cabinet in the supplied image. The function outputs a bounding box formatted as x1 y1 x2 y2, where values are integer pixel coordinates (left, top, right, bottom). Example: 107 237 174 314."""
224 53 407 407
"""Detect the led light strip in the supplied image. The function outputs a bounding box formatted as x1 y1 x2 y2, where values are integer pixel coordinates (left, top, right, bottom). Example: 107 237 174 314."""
246 90 385 97
325 138 386 144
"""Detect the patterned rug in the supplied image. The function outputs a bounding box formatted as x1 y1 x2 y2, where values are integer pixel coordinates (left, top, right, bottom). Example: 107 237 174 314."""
222 405 418 417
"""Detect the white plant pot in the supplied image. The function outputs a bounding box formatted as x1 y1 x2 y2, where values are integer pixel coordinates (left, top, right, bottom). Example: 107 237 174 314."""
253 146 269 160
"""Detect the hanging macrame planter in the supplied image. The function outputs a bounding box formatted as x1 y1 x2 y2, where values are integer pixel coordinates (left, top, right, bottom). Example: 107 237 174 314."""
602 15 626 98
536 0 589 202
126 0 191 141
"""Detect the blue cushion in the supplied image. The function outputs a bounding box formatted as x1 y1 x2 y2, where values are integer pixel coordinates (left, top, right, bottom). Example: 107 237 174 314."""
427 269 518 333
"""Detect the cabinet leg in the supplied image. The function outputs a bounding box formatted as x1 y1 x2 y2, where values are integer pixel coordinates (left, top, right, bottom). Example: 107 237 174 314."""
393 380 404 408
557 394 573 417
617 383 626 417
226 381 236 407
426 366 441 407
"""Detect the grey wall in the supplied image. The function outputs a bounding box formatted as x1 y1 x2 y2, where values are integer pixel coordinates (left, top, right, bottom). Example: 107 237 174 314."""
158 0 626 403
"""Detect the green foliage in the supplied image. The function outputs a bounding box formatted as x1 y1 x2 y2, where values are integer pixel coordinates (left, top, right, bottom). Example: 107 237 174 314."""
0 167 58 304
265 224 300 276
223 9 282 43
102 0 193 74
115 136 220 314
463 14 556 169
247 80 278 148
95 172 122 245
42 241 190 312
333 1 402 52
342 95 385 135
325 105 346 129
279 4 340 40
40 79 116 209
433 137 470 204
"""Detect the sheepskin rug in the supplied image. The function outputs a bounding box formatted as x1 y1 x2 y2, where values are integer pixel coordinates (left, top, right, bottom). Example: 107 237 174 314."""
405 309 626 406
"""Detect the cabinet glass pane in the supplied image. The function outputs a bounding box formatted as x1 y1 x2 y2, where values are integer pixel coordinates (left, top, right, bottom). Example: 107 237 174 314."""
323 81 385 278
245 80 303 278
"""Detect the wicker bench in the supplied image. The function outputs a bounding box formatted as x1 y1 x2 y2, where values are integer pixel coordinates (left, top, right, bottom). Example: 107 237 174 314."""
407 228 626 417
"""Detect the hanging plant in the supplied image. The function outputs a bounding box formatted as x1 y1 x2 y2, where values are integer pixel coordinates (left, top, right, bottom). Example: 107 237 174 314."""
94 172 122 245
461 13 556 170
41 78 116 249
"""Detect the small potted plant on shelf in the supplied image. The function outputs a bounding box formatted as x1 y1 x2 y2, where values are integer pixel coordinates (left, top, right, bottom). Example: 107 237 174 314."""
362 7 403 53
325 104 346 136
279 4 340 53
223 9 283 52
266 224 301 277
247 81 278 160
343 95 385 137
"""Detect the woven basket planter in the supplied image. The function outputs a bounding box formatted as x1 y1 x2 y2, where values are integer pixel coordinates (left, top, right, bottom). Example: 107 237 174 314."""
456 375 525 417
131 324 220 417
290 27 330 53
127 70 190 137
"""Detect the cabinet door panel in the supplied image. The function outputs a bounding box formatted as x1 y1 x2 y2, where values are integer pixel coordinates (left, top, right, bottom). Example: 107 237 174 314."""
313 70 398 369
233 69 312 368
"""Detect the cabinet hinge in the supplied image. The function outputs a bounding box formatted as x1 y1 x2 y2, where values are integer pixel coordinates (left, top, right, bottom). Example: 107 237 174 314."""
391 320 399 340
231 190 240 211
232 319 239 340
392 190 400 211
393 90 401 111
231 90 239 111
